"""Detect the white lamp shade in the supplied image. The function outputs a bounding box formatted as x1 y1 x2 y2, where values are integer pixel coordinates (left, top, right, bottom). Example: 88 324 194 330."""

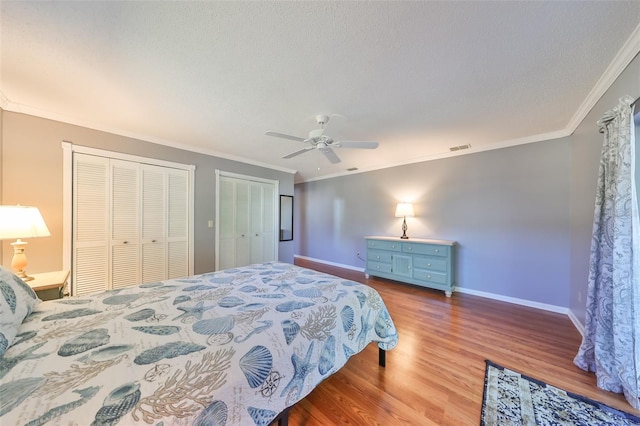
0 206 51 239
395 202 415 218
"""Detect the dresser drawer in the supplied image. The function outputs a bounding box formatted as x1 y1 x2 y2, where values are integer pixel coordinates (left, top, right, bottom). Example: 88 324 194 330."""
367 261 392 274
413 269 447 285
413 256 448 272
367 249 392 264
367 239 402 252
403 243 449 257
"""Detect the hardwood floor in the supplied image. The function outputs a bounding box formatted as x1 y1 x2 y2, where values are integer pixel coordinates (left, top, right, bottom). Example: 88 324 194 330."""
285 258 639 425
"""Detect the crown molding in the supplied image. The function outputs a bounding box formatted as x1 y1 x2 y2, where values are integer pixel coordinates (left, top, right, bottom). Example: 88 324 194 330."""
1 99 297 175
566 21 640 132
299 128 571 184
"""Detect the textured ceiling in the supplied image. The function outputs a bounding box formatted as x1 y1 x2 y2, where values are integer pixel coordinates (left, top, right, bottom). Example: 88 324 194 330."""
2 1 640 183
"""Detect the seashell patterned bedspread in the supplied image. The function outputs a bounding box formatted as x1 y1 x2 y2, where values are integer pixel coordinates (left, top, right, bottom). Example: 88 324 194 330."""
0 262 398 425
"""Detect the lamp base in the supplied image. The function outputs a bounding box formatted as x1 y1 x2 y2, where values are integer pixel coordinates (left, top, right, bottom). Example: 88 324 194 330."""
400 217 409 239
15 271 34 281
11 239 34 281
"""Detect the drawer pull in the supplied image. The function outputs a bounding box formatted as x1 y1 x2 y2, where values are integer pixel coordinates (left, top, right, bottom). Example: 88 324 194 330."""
427 275 431 279
391 245 396 249
376 266 380 270
427 263 431 267
408 247 412 251
376 255 380 259
434 249 439 253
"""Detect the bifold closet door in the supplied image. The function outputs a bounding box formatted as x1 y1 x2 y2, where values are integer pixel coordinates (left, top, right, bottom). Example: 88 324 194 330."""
218 177 250 270
111 159 141 289
166 168 189 279
73 153 191 295
218 175 276 270
73 154 109 295
141 165 166 284
249 182 275 264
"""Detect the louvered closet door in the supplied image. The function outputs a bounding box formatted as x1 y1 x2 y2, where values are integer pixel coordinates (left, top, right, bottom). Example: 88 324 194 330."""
167 168 189 279
235 180 250 266
218 177 250 270
111 160 140 289
73 154 109 295
249 182 276 264
141 165 166 283
218 178 236 270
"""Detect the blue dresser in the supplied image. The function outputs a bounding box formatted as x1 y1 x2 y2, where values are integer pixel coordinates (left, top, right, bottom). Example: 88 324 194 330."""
365 236 456 297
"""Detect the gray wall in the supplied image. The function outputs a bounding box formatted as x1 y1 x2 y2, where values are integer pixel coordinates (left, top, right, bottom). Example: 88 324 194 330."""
295 52 640 319
0 112 295 275
568 52 640 325
296 138 571 307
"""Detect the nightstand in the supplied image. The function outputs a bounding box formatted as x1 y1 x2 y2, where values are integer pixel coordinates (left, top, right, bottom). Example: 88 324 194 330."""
28 270 70 300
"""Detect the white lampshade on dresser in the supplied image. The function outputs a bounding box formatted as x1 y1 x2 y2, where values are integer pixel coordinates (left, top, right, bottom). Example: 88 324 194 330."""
0 205 51 281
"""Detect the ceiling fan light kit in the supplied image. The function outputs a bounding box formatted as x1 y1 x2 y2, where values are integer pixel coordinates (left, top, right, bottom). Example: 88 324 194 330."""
265 114 379 164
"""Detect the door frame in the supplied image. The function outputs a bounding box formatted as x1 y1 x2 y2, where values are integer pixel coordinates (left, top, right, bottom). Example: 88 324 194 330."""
215 170 280 270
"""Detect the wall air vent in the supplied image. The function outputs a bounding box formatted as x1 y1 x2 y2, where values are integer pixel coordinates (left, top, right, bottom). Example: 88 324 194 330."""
449 144 471 152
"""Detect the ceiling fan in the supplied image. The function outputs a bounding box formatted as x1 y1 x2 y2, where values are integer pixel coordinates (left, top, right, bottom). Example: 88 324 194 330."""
265 114 378 164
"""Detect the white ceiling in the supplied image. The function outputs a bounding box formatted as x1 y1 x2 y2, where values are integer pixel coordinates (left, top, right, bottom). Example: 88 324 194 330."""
2 1 640 183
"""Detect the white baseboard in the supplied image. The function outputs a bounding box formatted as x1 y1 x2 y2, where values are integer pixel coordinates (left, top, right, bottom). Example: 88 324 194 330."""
294 254 584 334
455 287 568 315
294 255 365 273
567 309 585 337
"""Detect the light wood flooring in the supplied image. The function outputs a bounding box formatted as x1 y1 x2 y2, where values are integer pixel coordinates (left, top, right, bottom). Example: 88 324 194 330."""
283 257 639 425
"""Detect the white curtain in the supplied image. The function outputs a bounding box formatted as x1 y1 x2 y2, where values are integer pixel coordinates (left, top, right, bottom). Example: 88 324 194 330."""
574 95 639 409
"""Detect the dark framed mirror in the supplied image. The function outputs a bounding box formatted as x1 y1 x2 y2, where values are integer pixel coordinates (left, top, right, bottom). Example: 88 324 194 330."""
279 195 293 241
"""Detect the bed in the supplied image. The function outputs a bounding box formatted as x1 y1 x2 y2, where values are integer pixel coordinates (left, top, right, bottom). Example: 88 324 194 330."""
0 261 398 425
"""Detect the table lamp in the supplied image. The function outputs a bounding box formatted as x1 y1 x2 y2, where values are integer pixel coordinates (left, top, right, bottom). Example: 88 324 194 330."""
0 205 51 281
395 202 414 239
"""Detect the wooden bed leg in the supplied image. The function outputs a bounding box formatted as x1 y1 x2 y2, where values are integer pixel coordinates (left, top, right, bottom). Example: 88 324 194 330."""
379 348 386 367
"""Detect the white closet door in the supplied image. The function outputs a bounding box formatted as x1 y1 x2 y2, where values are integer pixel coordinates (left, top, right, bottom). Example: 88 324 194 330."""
73 154 109 296
218 177 250 269
235 180 250 266
141 165 167 283
260 182 276 262
111 160 140 289
218 178 236 270
249 182 276 264
217 174 276 269
167 169 189 279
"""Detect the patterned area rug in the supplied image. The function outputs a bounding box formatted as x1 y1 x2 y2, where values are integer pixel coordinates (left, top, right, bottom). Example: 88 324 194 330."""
481 360 640 425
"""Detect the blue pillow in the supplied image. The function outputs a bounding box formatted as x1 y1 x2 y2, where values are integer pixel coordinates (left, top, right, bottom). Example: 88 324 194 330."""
0 266 40 357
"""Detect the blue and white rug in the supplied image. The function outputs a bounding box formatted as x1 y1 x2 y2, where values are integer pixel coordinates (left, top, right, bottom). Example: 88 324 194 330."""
481 360 640 425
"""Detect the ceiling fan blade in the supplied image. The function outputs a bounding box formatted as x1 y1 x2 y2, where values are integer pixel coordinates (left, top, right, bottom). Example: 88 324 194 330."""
320 147 341 164
265 131 307 142
336 141 379 149
282 147 314 159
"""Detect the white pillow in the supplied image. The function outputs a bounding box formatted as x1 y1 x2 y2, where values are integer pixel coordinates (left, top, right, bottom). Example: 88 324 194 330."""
0 266 40 357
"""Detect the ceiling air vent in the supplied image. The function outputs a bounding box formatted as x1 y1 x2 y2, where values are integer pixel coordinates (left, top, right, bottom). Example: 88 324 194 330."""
449 144 471 152
347 167 358 171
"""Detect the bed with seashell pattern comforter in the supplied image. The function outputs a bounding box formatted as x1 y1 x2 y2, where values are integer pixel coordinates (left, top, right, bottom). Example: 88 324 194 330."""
0 262 398 425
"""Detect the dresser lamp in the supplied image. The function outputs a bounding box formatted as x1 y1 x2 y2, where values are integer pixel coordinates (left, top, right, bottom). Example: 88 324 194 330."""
0 205 51 281
395 202 414 239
